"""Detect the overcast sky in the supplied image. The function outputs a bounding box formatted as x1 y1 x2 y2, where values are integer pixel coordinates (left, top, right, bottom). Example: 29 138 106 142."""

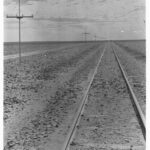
4 0 145 42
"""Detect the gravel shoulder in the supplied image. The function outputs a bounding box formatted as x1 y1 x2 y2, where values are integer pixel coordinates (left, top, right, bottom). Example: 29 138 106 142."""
113 42 146 115
70 43 145 150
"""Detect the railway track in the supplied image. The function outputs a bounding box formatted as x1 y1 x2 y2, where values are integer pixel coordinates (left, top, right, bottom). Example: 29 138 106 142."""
62 44 106 150
62 42 145 150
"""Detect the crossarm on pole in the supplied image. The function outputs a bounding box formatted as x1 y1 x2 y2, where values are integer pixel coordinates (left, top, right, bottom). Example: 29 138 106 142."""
6 15 18 18
6 15 33 19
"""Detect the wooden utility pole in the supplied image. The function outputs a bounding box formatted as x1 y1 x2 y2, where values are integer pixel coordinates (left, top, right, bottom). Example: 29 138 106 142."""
6 0 33 64
83 31 90 42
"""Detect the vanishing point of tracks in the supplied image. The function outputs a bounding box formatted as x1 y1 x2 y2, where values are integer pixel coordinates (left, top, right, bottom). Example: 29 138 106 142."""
63 42 145 150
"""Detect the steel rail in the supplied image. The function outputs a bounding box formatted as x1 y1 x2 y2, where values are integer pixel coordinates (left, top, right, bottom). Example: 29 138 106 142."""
62 45 106 150
112 46 146 140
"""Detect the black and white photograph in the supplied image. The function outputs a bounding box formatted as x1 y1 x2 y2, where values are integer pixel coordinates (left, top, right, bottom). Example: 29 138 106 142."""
3 0 146 149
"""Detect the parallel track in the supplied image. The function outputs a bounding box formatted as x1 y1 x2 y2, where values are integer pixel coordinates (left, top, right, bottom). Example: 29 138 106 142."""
112 46 146 140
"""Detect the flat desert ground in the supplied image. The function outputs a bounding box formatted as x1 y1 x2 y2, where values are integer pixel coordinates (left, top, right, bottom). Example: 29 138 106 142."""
4 40 145 150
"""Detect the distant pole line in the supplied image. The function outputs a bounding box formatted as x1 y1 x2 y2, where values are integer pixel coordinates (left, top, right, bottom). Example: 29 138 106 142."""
80 20 126 42
6 0 33 64
95 35 97 41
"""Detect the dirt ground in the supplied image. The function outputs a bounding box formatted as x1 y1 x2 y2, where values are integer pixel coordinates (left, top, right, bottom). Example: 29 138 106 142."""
115 40 145 57
4 42 85 56
4 42 105 150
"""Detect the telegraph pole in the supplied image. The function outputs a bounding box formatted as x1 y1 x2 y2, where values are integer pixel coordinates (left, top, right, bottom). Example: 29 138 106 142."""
83 31 90 42
6 0 33 64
